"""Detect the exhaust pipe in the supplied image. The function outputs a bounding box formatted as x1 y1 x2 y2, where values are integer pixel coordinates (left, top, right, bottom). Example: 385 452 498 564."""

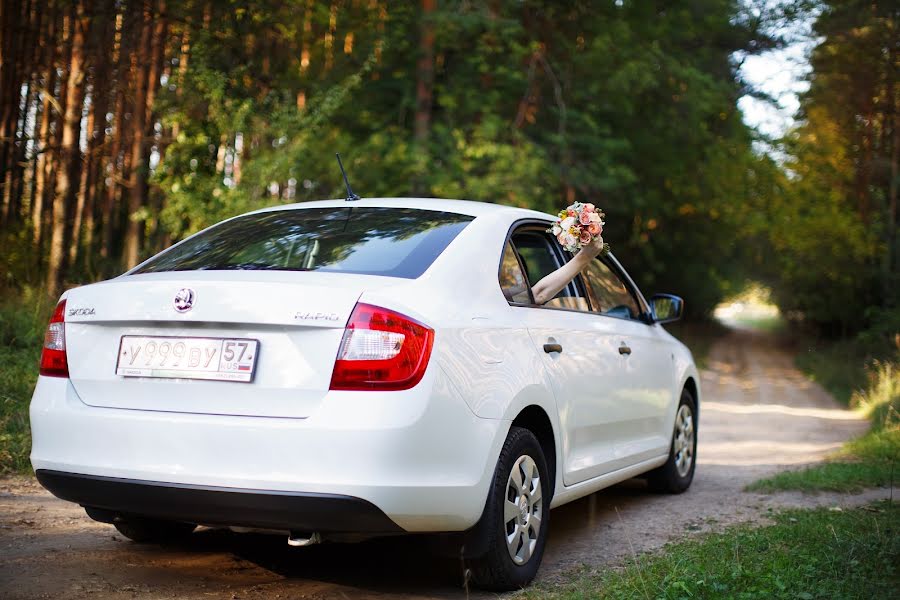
287 531 322 547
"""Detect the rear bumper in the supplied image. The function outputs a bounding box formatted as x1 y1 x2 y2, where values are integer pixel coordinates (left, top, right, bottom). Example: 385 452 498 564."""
35 469 402 533
30 374 508 532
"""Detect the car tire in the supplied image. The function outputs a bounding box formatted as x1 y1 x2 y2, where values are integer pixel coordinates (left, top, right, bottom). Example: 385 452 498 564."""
469 426 551 591
647 388 697 494
113 517 197 544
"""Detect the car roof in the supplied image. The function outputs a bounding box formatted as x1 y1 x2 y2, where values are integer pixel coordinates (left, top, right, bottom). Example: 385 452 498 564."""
247 197 555 221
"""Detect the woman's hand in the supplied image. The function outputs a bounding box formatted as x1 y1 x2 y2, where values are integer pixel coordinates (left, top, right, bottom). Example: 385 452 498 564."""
579 235 605 260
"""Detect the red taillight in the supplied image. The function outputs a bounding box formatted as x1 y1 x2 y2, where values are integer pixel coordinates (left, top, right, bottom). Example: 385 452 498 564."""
39 300 69 378
329 303 434 391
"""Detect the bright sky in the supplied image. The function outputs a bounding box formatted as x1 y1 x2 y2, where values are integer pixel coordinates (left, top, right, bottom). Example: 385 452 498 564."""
737 41 815 139
735 5 818 140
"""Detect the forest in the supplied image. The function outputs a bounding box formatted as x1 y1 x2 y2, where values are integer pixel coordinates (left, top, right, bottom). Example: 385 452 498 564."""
0 0 896 343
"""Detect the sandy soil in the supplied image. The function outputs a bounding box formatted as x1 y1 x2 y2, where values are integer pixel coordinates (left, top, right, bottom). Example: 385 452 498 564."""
0 326 890 599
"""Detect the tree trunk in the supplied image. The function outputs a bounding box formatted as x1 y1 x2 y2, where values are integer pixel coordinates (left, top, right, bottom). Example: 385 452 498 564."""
412 0 436 196
122 1 153 269
100 2 134 261
143 0 167 253
82 1 118 274
72 0 116 270
5 0 43 226
44 4 77 268
46 0 90 298
886 17 898 300
0 0 32 226
31 3 59 251
170 25 190 138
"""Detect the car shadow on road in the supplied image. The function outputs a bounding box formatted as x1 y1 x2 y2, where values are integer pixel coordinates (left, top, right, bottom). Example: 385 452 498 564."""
179 526 470 596
141 479 657 597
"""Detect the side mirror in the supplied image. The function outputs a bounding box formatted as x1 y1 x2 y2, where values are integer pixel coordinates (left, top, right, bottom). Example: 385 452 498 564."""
650 294 683 324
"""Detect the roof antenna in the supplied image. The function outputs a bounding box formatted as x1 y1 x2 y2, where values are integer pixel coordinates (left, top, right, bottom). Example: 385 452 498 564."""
335 153 360 201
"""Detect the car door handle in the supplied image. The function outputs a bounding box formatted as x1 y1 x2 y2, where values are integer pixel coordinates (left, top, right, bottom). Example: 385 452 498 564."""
543 343 563 354
618 344 632 356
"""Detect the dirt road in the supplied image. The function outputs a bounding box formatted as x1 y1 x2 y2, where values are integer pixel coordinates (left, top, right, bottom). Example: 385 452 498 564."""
0 327 887 599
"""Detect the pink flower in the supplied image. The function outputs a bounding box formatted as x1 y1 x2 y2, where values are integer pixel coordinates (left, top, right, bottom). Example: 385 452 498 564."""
587 221 602 235
579 211 592 225
557 231 568 245
579 230 592 244
583 203 595 212
567 209 577 217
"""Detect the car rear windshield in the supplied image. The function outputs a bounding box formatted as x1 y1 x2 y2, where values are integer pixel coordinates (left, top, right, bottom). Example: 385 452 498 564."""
132 207 473 279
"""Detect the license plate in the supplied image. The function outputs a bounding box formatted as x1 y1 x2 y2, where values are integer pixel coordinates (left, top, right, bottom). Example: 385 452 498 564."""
116 336 260 383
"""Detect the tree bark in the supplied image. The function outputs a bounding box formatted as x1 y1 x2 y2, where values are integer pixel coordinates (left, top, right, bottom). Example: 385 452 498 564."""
0 0 32 226
122 1 153 269
31 2 59 251
81 1 118 274
412 0 436 196
5 0 43 226
46 0 90 298
100 0 136 260
44 4 77 268
143 0 167 253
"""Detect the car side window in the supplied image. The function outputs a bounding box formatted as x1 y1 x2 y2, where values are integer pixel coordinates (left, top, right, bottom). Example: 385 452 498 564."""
499 242 532 304
510 229 590 312
582 258 642 320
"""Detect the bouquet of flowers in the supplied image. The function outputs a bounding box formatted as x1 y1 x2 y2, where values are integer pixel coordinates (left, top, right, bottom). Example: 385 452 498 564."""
548 201 610 255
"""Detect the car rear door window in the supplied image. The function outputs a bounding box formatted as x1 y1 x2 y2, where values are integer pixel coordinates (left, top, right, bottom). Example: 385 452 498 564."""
582 258 642 320
133 207 473 279
509 229 590 312
499 242 532 304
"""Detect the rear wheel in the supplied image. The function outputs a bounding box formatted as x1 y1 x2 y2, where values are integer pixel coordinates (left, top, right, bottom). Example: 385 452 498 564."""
469 426 550 591
113 517 196 544
647 388 697 493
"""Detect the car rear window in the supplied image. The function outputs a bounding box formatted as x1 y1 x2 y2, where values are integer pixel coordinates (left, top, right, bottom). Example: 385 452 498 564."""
133 207 473 279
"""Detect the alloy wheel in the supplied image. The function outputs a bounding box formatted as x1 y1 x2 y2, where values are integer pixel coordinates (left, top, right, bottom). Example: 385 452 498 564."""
673 403 695 478
503 454 543 565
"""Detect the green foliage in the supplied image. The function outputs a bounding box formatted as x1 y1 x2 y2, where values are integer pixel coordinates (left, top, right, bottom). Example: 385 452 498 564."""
146 0 773 317
0 289 51 474
793 338 873 407
751 0 898 337
519 503 899 599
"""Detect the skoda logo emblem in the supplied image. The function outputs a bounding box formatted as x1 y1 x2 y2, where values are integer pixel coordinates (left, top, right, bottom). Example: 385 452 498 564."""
173 288 195 313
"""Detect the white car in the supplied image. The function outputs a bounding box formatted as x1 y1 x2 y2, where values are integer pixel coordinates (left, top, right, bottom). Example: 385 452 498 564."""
31 197 699 590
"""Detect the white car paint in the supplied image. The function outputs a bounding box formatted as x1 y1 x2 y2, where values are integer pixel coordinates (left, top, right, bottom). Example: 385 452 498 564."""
30 197 700 532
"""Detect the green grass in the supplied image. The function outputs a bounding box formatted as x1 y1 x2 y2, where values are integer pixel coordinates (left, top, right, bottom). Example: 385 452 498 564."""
729 314 785 333
0 290 51 474
749 360 899 494
520 503 899 600
793 338 872 407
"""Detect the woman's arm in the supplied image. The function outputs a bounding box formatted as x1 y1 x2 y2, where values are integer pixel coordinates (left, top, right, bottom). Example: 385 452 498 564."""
531 237 605 305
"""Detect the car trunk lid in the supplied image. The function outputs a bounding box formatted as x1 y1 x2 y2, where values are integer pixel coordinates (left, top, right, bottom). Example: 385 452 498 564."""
62 271 394 418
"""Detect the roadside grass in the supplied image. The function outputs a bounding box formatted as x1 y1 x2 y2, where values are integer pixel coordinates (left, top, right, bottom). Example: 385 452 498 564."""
748 360 899 494
0 290 50 474
793 337 872 407
520 502 899 600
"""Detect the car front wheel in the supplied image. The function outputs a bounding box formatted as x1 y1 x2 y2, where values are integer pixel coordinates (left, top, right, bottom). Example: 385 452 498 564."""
469 426 550 591
647 387 697 493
